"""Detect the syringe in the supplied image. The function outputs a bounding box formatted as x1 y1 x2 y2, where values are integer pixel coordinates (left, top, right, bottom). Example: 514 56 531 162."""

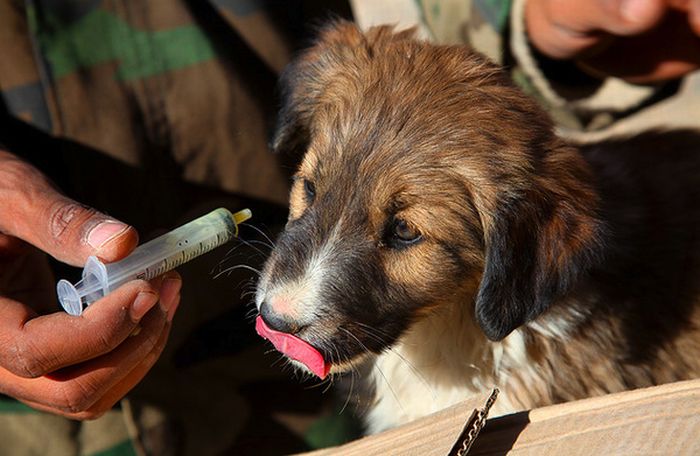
56 207 252 316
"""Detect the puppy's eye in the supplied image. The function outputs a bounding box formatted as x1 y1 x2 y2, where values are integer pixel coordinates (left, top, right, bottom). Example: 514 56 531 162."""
388 218 422 247
304 179 316 202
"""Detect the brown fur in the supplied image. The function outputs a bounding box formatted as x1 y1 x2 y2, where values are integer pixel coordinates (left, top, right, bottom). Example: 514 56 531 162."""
256 21 700 431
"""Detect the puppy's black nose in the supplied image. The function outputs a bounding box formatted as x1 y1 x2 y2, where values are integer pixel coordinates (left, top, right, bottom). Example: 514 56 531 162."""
259 300 300 334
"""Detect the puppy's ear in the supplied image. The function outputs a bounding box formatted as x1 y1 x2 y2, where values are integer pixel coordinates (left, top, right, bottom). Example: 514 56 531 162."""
270 58 312 158
270 20 365 158
271 20 417 158
475 148 605 341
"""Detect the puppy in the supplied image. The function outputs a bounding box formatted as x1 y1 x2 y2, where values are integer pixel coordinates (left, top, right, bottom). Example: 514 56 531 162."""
254 21 700 432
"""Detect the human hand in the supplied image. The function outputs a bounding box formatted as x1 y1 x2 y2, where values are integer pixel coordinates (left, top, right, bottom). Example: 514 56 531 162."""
525 0 700 83
0 150 181 419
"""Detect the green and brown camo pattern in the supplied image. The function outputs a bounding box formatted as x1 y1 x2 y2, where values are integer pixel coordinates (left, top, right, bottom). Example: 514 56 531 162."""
0 0 295 205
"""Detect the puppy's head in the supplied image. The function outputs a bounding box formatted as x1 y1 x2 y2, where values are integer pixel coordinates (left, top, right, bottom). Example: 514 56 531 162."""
256 22 604 377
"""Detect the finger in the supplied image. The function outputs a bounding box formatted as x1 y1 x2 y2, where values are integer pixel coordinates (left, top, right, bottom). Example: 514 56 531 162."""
689 0 700 35
18 322 169 419
0 274 180 378
525 0 667 58
16 323 170 420
78 316 173 419
0 301 173 418
78 286 181 419
41 303 170 413
0 151 138 266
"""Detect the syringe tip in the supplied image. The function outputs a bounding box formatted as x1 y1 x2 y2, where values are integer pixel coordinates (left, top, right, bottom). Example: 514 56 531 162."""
233 208 252 226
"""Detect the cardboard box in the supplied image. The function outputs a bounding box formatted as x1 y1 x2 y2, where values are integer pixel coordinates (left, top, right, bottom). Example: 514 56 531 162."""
306 379 700 455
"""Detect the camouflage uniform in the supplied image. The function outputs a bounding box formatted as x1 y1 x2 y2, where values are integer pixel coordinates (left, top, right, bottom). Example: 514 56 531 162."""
0 0 292 205
0 1 357 455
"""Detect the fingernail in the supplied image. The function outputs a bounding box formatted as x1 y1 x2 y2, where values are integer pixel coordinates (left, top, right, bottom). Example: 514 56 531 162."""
87 221 130 250
131 291 159 321
159 275 182 314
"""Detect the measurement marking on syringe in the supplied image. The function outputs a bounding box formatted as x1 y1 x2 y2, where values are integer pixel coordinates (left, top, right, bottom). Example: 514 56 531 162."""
137 234 231 281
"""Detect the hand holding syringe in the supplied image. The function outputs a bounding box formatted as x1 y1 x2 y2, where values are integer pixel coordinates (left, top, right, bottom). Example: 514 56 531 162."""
57 208 251 315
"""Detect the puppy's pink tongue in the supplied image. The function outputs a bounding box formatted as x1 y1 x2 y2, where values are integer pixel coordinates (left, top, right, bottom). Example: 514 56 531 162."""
255 316 330 379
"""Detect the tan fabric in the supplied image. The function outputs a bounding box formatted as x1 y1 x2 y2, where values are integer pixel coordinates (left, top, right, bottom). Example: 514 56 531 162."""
350 0 508 63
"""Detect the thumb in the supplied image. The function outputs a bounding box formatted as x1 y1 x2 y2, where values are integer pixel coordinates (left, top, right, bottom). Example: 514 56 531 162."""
0 151 138 266
607 0 668 35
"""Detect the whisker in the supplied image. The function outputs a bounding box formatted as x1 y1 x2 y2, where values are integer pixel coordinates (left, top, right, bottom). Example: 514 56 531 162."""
351 326 388 346
240 291 258 301
240 223 276 248
304 379 330 390
221 241 248 260
270 356 286 368
321 377 334 394
212 264 261 279
238 238 275 251
339 327 406 415
233 276 255 291
234 237 270 257
339 363 356 415
355 321 395 341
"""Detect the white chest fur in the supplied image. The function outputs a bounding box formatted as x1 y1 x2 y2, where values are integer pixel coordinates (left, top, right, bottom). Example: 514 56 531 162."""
364 304 575 433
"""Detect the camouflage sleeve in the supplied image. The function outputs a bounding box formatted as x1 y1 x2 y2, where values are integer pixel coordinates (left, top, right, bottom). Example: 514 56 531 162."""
208 0 293 74
0 0 56 133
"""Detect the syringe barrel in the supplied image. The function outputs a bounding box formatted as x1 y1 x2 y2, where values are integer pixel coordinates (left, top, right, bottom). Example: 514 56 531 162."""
104 207 240 288
57 208 251 315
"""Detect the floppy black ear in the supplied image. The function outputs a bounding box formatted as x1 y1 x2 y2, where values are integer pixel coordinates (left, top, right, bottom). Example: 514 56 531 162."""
475 169 605 341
